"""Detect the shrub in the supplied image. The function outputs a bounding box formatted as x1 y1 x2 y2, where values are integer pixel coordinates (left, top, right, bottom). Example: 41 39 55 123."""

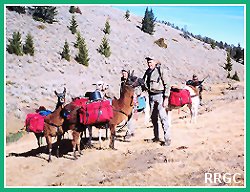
6 131 25 144
69 6 82 14
7 31 23 56
37 24 46 30
69 6 77 13
154 38 167 48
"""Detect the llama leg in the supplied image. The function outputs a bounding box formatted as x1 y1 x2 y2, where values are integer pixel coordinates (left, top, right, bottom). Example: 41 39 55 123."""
109 125 116 150
105 124 108 140
77 132 82 156
35 133 41 148
72 131 78 160
56 135 62 158
98 129 102 149
87 126 92 147
194 104 198 124
189 104 193 123
46 136 52 162
40 135 43 146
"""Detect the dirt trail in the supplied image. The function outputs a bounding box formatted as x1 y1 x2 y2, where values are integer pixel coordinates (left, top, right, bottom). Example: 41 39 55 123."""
5 83 245 187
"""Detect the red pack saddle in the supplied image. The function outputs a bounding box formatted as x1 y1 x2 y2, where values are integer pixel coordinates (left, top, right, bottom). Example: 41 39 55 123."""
25 113 45 133
79 100 113 125
169 88 192 107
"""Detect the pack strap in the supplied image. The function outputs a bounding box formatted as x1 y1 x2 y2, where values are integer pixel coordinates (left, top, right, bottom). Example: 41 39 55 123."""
44 121 63 134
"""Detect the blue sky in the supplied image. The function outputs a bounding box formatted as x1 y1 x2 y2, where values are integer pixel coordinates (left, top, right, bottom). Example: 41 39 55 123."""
112 5 244 48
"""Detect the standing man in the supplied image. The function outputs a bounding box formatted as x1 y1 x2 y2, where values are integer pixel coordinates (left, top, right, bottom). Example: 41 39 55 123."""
187 74 205 105
120 69 129 95
143 56 171 146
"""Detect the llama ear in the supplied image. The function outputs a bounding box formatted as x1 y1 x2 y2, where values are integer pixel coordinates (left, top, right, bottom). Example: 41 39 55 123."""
128 70 130 77
54 90 58 96
63 87 66 94
131 70 134 77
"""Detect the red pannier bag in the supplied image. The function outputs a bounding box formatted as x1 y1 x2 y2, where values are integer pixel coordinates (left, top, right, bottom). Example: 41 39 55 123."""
72 97 88 107
169 89 192 107
25 113 45 133
79 100 113 125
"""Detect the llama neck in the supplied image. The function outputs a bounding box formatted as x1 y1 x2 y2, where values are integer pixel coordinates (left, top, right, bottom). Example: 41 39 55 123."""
118 87 134 114
51 105 64 121
55 101 63 110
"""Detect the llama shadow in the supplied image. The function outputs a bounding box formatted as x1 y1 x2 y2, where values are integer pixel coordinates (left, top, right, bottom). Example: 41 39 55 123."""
6 139 83 160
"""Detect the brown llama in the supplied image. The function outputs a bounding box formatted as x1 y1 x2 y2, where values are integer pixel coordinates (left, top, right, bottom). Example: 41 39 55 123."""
43 87 66 162
108 71 144 149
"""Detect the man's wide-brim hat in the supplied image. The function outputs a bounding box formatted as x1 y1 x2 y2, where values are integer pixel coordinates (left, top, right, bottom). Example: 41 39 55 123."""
121 69 128 72
145 56 155 61
92 80 104 86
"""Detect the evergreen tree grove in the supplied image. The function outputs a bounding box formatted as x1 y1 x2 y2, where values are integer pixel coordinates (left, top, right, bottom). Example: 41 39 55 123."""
30 6 58 24
7 6 26 14
210 40 216 49
7 31 23 56
233 43 243 63
61 40 70 61
23 33 35 56
98 36 111 58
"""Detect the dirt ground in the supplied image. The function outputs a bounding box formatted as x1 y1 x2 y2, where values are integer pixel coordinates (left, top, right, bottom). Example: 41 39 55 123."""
5 83 245 187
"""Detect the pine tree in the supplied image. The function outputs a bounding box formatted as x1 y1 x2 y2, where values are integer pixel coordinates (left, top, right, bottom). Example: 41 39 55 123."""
61 40 70 61
210 40 216 49
241 48 244 65
6 6 26 14
30 6 58 24
75 37 89 66
218 41 224 49
124 10 130 20
103 19 111 35
68 15 78 34
74 31 82 48
231 71 240 81
7 31 23 56
98 36 111 58
224 50 233 78
141 7 156 35
23 33 35 56
233 43 243 63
